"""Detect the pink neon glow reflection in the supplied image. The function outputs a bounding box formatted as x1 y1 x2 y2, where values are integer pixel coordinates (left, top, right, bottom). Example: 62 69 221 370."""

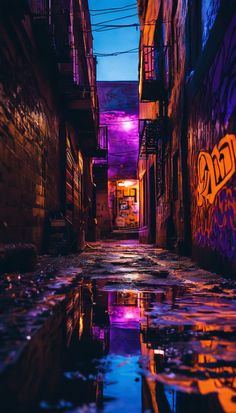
109 305 140 327
122 120 133 131
125 311 135 319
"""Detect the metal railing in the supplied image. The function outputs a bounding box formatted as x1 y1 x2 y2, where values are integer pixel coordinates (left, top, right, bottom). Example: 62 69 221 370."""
143 46 159 81
141 45 169 101
139 117 168 158
28 0 70 18
142 45 169 81
98 126 108 151
29 0 99 140
29 0 49 17
139 120 158 158
93 126 108 165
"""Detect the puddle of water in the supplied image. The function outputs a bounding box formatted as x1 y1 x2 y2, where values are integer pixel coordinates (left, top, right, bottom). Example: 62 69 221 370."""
29 275 236 413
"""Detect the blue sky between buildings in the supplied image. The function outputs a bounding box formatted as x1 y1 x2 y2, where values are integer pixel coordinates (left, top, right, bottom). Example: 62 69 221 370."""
88 0 140 80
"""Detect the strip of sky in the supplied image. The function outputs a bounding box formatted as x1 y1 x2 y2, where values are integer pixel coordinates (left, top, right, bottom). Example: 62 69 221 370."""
88 0 139 80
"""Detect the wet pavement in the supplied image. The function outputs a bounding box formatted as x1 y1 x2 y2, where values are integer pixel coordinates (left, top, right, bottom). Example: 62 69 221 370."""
1 240 236 412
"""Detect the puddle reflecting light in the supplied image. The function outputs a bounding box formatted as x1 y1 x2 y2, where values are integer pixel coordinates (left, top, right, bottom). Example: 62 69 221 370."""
124 274 139 280
79 316 83 338
125 312 135 319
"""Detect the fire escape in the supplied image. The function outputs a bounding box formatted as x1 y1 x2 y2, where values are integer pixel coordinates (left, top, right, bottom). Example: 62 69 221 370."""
93 126 108 167
139 117 168 159
140 45 167 101
28 0 99 153
139 44 170 163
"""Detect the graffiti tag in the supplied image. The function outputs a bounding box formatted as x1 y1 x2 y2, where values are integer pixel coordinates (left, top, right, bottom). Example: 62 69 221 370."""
197 134 236 206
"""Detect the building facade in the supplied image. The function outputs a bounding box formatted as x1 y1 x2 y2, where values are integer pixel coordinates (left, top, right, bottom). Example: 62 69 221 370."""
138 0 236 275
94 81 139 236
0 0 99 252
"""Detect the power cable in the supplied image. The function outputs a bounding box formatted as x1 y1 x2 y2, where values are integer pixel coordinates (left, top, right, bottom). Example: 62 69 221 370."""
92 13 137 26
90 4 136 12
85 20 170 33
94 47 139 57
93 23 139 32
91 6 136 17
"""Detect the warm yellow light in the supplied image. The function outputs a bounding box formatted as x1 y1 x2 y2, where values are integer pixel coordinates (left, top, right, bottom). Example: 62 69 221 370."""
118 180 135 187
154 349 165 356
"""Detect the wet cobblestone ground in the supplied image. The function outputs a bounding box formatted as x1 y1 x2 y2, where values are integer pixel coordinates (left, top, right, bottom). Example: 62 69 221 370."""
1 240 236 412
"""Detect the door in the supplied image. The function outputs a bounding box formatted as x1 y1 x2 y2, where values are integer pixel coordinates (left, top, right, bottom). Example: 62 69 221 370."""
149 164 156 243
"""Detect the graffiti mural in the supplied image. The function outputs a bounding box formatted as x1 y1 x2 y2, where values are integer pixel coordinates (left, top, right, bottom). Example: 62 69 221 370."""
197 134 236 206
194 180 236 260
189 13 236 271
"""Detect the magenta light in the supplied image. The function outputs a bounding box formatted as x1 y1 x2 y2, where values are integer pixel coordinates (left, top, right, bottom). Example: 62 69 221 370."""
122 120 133 131
98 82 139 179
99 111 139 179
109 305 140 329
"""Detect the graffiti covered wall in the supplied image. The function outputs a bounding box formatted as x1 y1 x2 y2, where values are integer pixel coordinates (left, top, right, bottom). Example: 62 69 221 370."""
188 13 236 274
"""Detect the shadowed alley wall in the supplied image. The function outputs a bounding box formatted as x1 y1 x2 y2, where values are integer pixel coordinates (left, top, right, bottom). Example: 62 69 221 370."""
138 0 236 275
188 10 236 274
0 12 61 249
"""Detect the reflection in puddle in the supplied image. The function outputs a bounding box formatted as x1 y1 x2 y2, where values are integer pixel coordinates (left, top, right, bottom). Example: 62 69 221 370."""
37 277 236 413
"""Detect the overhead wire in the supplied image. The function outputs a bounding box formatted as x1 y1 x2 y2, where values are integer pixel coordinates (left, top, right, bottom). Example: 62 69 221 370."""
90 3 136 12
84 21 159 33
94 47 139 57
89 4 141 63
91 6 136 17
91 13 138 26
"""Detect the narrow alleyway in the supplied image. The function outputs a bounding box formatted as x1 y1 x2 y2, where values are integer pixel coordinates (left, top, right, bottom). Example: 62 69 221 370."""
0 1 236 412
1 241 236 413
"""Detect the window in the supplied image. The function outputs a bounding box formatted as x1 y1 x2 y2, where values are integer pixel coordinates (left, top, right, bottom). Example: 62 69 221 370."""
140 173 148 227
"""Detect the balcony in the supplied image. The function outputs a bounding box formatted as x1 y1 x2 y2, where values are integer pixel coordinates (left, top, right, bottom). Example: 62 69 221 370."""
60 77 99 150
28 0 50 18
29 0 99 151
139 117 168 159
140 46 166 101
93 126 108 165
28 0 71 58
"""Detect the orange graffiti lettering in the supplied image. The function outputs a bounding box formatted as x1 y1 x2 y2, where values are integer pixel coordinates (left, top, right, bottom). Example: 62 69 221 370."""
197 134 236 206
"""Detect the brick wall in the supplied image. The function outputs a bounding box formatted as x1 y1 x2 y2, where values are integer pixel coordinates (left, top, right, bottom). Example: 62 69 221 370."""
187 10 236 274
138 0 236 273
0 13 61 250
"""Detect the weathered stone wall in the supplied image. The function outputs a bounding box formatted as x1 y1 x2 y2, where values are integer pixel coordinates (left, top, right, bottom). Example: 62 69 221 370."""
0 13 61 249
